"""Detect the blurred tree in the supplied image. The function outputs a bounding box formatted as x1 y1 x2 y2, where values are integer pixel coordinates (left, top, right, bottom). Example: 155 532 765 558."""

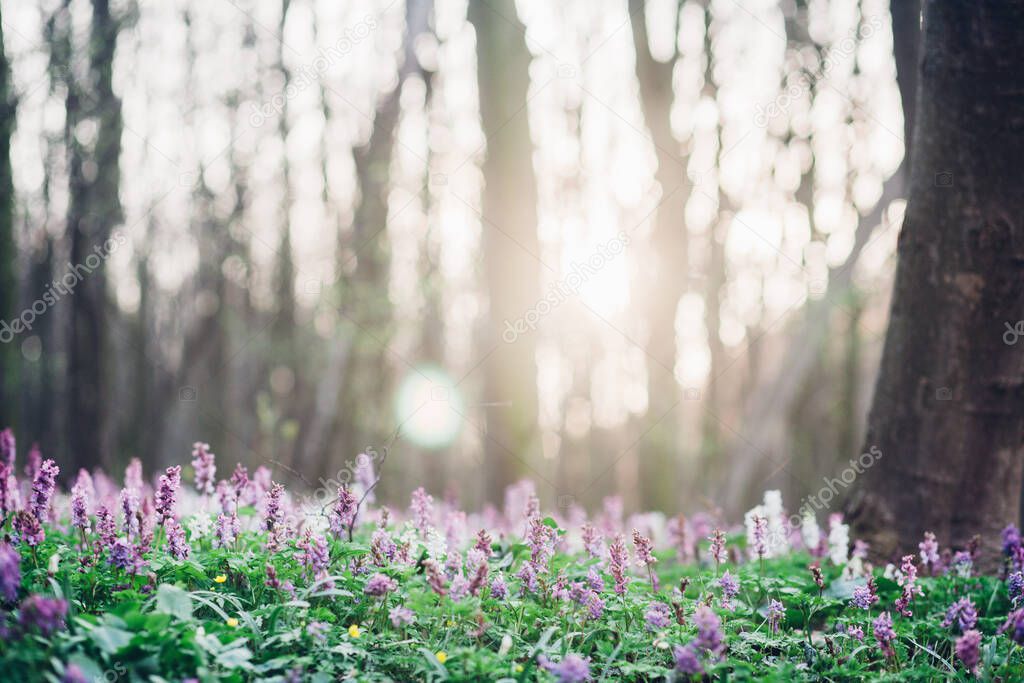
323 0 434 486
65 0 129 473
0 9 17 429
850 0 1024 561
468 0 541 502
629 0 689 512
722 0 921 509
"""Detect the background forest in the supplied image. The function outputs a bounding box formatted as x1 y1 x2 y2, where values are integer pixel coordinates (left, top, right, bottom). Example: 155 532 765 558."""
0 0 913 519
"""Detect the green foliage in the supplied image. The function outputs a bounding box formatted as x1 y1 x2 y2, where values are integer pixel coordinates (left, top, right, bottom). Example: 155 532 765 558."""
2 516 1023 682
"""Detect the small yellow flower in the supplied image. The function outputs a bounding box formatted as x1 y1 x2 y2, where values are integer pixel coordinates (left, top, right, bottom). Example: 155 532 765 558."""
348 624 361 638
446 619 455 627
515 664 524 673
435 651 448 664
214 575 227 584
226 617 239 627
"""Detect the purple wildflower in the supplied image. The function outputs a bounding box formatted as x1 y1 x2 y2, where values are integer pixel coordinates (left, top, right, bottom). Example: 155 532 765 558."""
919 532 940 573
585 591 605 620
155 465 181 525
389 605 415 627
109 537 134 571
951 550 973 578
264 483 286 550
216 480 235 515
13 511 44 546
306 621 329 642
632 528 656 568
215 512 240 548
644 602 672 630
265 563 285 591
527 517 556 573
581 523 603 558
61 664 89 683
191 442 216 495
516 562 538 595
24 444 41 480
1009 571 1024 605
370 528 396 566
424 559 447 596
708 529 727 566
692 605 724 655
18 594 67 635
608 534 630 595
846 625 865 641
0 463 14 516
29 459 59 521
0 428 14 467
448 575 470 602
120 488 140 539
894 554 922 617
364 572 398 597
674 643 703 675
668 514 693 561
999 608 1024 644
231 464 249 501
873 611 896 657
587 566 604 592
96 505 117 548
767 599 785 633
297 530 330 577
410 487 434 536
851 577 879 610
166 520 191 560
124 458 143 493
955 629 982 674
1003 525 1022 556
74 466 94 499
70 483 90 532
719 570 740 610
752 515 768 560
540 654 590 683
941 597 978 632
330 485 358 538
490 573 508 599
474 528 494 557
0 542 20 602
466 548 489 596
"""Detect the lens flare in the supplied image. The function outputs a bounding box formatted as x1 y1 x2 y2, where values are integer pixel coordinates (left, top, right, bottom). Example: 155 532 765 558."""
394 365 464 449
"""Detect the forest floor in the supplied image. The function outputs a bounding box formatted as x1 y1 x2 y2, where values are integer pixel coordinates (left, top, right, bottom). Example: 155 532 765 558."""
1 448 1023 681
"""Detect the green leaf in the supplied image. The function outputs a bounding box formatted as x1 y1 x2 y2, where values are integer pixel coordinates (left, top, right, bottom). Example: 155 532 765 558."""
89 625 134 655
155 584 193 620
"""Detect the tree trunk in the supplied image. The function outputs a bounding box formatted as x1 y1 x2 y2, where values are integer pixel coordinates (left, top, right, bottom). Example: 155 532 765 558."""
66 0 124 473
848 0 1024 563
0 11 17 428
468 0 541 502
328 0 433 486
629 0 690 512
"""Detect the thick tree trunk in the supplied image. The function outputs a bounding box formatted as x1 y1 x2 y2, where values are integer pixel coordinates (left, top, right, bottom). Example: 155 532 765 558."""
849 1 1024 562
468 0 541 502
